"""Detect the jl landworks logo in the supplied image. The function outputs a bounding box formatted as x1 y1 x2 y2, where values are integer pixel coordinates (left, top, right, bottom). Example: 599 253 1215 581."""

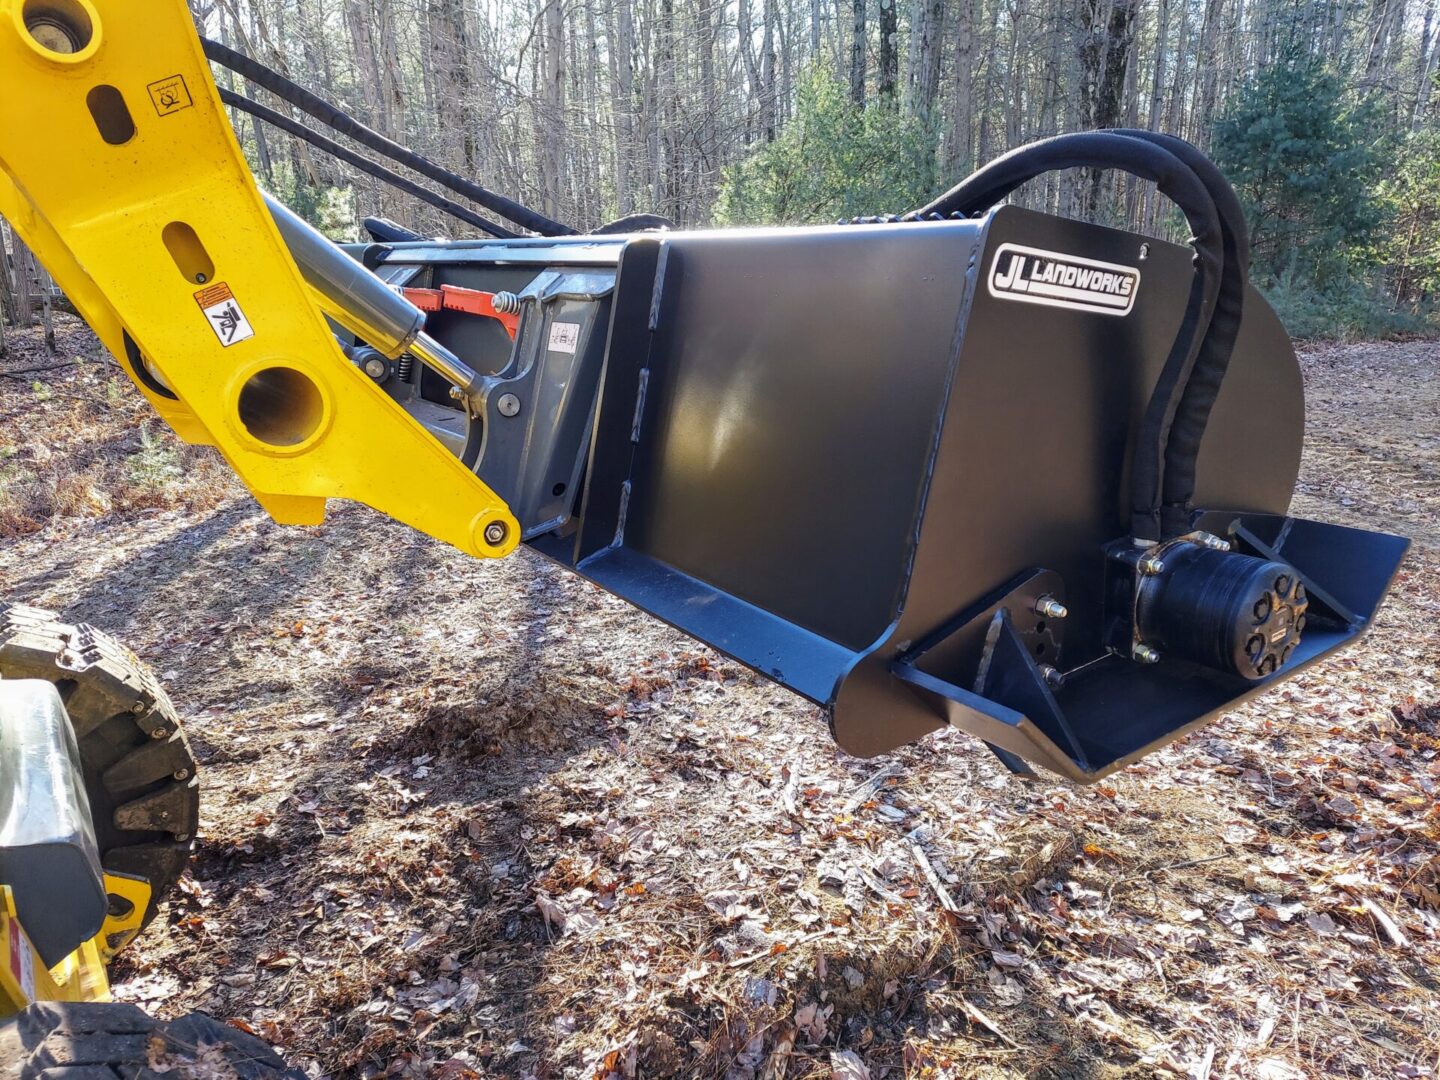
988 243 1140 316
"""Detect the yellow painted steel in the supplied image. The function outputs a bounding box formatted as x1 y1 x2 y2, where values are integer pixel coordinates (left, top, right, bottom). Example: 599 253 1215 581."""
0 874 151 1016
0 0 518 558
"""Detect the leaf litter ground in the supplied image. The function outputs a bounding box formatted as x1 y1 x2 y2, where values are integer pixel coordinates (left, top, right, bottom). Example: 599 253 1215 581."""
1 317 1437 1079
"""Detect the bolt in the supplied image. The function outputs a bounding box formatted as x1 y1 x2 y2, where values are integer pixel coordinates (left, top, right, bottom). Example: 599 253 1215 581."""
1038 664 1064 689
363 356 388 380
1197 532 1231 551
1132 643 1161 664
149 726 168 740
1138 555 1166 576
173 768 190 781
483 521 508 547
131 701 147 715
449 385 464 401
1275 574 1292 595
1138 243 1151 261
497 393 521 417
195 273 208 284
1034 595 1068 620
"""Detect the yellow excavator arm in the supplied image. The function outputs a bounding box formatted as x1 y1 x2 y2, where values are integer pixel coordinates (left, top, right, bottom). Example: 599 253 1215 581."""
0 0 518 558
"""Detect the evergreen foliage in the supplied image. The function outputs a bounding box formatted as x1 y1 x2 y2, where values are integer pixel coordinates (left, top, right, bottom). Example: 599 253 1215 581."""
1212 56 1384 290
716 72 937 225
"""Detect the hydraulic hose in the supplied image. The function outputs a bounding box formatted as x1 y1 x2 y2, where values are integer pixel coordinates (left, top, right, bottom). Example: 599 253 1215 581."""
218 90 518 239
201 38 576 238
909 131 1226 541
1113 130 1251 537
593 213 676 234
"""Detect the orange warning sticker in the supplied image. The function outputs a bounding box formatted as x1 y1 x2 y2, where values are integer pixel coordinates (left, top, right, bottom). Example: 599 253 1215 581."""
194 282 255 346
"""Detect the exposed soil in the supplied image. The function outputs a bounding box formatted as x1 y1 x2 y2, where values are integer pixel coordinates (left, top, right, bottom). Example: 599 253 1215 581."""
1 315 1437 1079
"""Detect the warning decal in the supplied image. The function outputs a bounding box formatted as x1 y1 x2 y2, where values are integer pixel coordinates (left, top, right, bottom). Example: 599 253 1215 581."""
194 282 255 346
548 321 580 354
147 74 193 117
8 920 35 1003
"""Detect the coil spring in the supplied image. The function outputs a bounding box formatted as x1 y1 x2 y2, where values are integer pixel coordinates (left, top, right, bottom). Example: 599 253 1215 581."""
397 353 414 382
491 291 521 315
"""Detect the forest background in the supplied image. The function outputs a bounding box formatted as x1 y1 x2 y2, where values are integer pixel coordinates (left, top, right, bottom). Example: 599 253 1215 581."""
5 0 1440 339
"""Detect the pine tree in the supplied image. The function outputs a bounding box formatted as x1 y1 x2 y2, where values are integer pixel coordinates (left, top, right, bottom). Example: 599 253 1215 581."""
1212 55 1385 289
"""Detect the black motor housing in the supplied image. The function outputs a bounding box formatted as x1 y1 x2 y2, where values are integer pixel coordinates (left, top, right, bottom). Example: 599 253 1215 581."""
1135 544 1308 680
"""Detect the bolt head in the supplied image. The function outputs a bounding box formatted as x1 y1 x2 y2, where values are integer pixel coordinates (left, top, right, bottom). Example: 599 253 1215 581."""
497 393 521 417
1132 643 1161 664
1198 532 1231 551
483 521 508 546
1038 664 1064 689
449 385 464 401
1138 556 1165 576
363 357 388 380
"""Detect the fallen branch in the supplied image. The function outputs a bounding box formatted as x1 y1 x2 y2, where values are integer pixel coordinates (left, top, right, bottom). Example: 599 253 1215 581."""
0 360 84 378
959 995 1023 1048
843 762 902 812
1353 893 1410 949
912 843 957 912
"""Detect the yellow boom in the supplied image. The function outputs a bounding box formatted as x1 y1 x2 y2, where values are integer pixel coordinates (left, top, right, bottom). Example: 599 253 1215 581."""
0 0 518 558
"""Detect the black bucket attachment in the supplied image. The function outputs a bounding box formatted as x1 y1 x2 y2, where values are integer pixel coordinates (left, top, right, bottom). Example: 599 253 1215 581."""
373 203 1408 782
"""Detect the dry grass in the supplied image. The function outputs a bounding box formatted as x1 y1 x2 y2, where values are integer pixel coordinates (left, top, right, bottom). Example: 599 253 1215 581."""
0 316 1436 1079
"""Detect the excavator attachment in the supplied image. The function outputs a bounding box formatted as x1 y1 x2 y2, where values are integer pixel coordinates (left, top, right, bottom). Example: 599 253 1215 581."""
0 0 517 557
0 0 1408 783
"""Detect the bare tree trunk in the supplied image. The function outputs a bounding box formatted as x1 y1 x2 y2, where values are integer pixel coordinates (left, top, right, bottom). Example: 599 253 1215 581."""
0 219 18 332
905 0 946 125
944 0 975 176
1414 0 1437 124
609 0 636 213
761 0 778 139
850 0 867 106
877 0 898 103
13 233 33 330
698 0 718 202
540 0 567 217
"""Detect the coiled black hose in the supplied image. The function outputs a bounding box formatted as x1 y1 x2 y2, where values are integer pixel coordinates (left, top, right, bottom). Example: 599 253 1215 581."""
910 131 1228 541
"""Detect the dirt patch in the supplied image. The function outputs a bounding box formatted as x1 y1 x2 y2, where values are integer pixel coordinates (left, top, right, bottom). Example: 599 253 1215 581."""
3 315 1438 1078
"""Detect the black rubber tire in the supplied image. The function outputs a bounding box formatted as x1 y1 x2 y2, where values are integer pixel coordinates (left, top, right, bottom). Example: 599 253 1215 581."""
0 1001 303 1079
0 605 198 928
